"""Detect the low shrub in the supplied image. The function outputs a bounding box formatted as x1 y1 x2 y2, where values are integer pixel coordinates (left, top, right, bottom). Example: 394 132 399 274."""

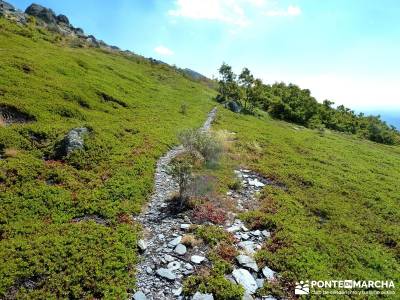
239 210 276 230
193 202 227 225
195 225 234 246
183 274 244 300
186 175 216 198
213 242 238 262
179 129 223 166
166 154 193 209
227 178 242 191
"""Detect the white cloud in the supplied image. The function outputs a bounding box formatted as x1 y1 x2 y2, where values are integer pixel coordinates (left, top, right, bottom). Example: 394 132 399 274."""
168 1 301 27
168 0 252 27
154 45 174 56
264 5 302 17
246 0 266 6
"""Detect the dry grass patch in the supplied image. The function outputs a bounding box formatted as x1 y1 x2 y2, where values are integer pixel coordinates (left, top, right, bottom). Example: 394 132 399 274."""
4 148 19 158
181 234 203 248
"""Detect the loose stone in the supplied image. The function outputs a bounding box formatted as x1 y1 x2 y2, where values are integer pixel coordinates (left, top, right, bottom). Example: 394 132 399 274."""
192 292 214 300
262 266 275 280
232 269 258 294
167 261 181 271
168 236 182 248
191 255 205 264
174 244 187 255
180 224 191 230
133 291 147 300
236 255 259 272
156 268 176 281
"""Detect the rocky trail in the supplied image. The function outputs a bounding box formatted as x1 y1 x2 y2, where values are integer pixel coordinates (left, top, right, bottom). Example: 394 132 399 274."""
133 108 279 300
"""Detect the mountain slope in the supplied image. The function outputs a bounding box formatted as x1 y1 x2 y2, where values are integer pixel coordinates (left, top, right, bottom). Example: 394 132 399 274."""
1 5 400 300
0 17 215 299
213 110 400 297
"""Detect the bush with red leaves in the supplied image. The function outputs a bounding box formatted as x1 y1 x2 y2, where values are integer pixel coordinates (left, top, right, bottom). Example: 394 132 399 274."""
193 202 227 225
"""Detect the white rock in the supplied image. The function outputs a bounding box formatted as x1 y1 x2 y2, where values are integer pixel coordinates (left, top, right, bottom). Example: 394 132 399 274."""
156 268 176 281
175 244 187 255
137 239 147 251
192 292 214 300
241 233 250 240
256 278 265 288
238 241 257 254
133 291 147 300
184 270 194 275
236 255 259 272
146 266 153 274
168 236 182 247
242 292 254 300
180 224 191 230
191 255 205 264
227 225 241 233
164 254 175 262
262 230 271 238
232 269 258 294
167 261 181 271
173 287 183 296
185 263 194 270
262 266 275 280
248 178 265 187
251 230 261 236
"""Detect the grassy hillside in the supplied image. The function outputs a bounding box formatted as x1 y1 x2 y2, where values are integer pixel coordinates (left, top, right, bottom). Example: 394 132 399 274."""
212 110 400 297
0 18 215 299
1 14 399 300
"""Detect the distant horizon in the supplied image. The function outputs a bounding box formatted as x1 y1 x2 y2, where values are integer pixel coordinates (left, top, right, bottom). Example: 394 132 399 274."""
362 110 400 129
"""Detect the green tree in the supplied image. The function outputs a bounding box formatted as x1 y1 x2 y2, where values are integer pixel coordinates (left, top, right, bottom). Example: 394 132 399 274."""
217 63 240 104
238 67 254 111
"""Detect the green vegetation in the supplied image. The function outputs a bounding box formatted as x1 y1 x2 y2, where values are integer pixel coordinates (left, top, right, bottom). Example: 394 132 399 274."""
183 274 244 300
217 63 400 145
212 109 400 298
1 11 399 300
0 18 215 299
167 154 194 208
179 128 223 166
195 225 234 246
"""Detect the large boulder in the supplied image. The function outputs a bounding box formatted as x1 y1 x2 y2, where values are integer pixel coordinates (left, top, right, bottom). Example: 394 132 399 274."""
0 1 15 12
56 127 88 157
86 35 100 47
56 14 69 25
226 101 241 113
25 3 57 24
74 27 85 37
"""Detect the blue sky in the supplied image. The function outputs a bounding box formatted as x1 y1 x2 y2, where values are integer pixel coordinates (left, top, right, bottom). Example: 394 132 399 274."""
9 0 400 125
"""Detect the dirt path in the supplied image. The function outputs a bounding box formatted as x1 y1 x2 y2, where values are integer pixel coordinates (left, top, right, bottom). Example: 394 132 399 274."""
133 108 217 300
133 107 279 300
